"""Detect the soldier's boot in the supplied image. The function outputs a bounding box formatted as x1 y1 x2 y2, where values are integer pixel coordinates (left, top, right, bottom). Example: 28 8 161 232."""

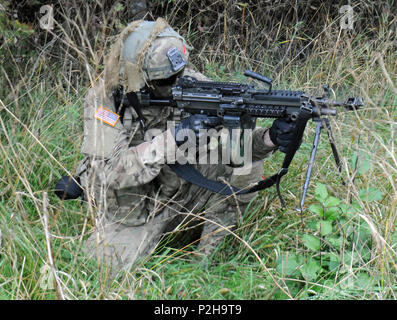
84 208 172 275
196 205 237 264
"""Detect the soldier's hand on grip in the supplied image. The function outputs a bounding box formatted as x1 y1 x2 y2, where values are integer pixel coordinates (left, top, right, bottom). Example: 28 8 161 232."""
269 118 300 153
174 114 221 147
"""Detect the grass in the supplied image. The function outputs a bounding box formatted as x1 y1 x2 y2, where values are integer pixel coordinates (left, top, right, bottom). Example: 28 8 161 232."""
0 3 396 300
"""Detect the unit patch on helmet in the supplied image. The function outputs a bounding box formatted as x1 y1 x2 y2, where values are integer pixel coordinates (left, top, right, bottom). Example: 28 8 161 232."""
95 106 120 127
166 47 186 72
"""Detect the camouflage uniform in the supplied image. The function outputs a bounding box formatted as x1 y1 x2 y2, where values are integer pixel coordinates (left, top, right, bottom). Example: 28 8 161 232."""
77 19 277 273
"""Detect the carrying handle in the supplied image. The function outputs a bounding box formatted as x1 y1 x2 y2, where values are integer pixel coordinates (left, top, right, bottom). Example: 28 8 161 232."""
244 70 272 93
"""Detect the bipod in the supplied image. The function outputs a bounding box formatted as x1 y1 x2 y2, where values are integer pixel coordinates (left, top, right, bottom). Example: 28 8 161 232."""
297 117 344 215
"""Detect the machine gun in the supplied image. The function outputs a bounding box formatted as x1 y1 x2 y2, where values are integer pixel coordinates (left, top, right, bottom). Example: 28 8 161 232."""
126 70 363 210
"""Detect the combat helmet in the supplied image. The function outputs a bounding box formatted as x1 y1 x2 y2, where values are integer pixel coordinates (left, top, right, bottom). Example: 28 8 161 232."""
104 18 191 94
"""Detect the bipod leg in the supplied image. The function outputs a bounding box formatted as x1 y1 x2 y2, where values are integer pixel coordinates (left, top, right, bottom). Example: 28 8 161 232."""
322 118 345 186
297 120 323 215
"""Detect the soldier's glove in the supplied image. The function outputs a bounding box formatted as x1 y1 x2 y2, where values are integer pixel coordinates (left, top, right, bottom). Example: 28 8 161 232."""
54 176 83 200
269 118 299 153
174 114 221 147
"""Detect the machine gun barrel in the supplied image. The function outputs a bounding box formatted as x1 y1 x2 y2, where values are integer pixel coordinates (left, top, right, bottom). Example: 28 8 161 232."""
144 76 362 122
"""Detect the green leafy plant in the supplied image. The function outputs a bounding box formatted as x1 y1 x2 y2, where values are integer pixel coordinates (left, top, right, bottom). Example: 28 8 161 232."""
275 182 385 297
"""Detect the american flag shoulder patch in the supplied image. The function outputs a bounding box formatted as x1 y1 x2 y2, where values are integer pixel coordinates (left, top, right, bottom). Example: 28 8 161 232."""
95 106 120 127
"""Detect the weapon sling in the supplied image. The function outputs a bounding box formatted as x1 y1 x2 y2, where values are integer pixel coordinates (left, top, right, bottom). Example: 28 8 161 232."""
168 106 313 206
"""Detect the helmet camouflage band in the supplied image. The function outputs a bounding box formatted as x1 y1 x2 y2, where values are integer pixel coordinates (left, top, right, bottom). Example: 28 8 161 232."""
116 18 191 92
